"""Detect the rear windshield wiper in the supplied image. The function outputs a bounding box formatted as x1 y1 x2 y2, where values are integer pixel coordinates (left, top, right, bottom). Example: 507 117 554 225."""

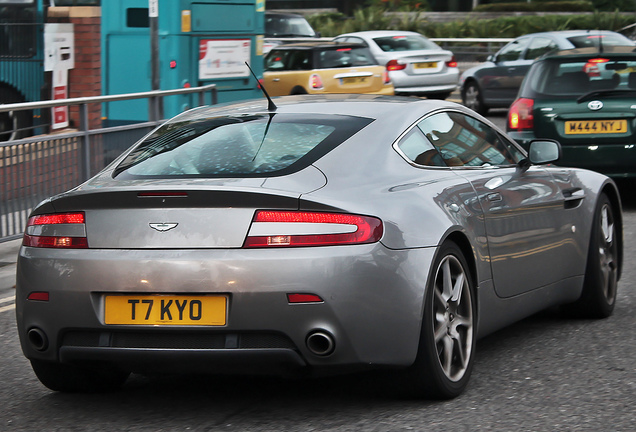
577 89 636 103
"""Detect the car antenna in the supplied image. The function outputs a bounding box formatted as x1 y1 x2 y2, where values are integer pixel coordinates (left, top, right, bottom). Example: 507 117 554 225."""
245 62 277 111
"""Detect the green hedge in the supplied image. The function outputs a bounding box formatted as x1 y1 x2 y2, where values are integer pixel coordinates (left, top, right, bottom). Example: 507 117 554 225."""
474 1 594 12
308 10 636 38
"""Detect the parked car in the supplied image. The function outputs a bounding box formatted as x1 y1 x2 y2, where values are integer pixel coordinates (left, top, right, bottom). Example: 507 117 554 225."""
460 30 635 114
333 30 458 99
264 11 320 54
507 45 636 178
262 41 394 96
17 94 622 399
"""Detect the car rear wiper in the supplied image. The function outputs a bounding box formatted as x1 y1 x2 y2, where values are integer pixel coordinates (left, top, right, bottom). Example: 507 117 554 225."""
577 89 636 103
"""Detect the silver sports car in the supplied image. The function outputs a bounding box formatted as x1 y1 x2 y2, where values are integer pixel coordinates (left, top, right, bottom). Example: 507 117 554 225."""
16 95 622 399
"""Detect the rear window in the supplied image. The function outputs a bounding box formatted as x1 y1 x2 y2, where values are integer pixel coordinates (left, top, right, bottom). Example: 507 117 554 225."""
522 56 636 96
316 47 376 68
567 34 634 48
265 14 316 38
114 113 373 179
373 35 439 52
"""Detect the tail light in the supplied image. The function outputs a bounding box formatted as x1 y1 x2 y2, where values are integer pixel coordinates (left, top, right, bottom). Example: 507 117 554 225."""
23 212 88 248
583 58 608 77
386 60 406 71
508 98 534 131
383 70 391 84
310 74 323 90
244 210 383 248
446 56 458 68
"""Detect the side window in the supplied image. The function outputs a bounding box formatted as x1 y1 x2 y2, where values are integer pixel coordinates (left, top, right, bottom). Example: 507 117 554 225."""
264 50 290 71
496 38 530 62
417 112 523 167
349 37 368 47
287 50 310 70
525 37 558 60
396 128 446 167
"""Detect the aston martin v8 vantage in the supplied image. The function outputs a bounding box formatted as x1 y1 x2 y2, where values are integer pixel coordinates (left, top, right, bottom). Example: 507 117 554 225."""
16 95 622 399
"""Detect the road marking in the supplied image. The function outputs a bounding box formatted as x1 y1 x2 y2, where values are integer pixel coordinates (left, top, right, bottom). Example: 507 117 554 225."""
0 295 15 305
0 304 15 313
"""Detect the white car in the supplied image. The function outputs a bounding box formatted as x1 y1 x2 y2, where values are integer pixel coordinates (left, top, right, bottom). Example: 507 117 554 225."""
334 30 459 99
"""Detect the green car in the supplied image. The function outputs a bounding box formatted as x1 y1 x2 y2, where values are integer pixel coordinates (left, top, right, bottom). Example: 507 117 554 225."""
507 46 636 178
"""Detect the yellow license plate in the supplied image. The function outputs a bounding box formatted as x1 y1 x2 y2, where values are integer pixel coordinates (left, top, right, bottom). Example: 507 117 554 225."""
414 62 437 69
565 120 628 135
341 77 367 85
105 295 227 326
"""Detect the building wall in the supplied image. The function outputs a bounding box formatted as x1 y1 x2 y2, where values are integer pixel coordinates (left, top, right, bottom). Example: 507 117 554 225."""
47 6 102 130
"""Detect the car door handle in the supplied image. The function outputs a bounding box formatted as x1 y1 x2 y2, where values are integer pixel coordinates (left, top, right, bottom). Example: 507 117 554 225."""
563 187 586 209
487 192 502 202
272 78 280 82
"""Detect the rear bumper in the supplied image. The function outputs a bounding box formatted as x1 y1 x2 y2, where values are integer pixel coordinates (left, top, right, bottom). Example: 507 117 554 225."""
16 243 434 375
390 69 459 95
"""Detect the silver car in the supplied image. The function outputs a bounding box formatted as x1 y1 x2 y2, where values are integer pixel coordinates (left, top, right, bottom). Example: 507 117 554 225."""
334 31 459 99
16 95 622 399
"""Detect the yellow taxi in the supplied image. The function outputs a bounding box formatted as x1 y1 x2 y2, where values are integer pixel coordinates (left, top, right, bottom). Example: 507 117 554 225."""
262 42 394 96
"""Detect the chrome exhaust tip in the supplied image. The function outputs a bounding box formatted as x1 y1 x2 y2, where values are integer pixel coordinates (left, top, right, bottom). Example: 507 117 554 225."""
27 327 48 351
306 330 335 356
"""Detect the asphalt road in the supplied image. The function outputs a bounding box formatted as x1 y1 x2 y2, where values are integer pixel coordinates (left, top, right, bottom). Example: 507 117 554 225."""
1 113 636 430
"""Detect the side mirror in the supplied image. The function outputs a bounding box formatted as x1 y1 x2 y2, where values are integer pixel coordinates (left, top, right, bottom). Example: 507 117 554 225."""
528 139 561 165
487 54 495 62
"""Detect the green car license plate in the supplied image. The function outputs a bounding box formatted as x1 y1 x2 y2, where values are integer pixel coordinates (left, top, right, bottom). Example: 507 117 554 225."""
564 120 627 135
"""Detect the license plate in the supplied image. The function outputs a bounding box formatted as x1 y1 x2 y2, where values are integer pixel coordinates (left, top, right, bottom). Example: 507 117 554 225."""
414 62 437 69
341 77 367 85
105 295 227 326
564 120 628 135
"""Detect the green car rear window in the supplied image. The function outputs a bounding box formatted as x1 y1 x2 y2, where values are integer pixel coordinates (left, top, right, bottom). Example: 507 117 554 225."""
567 34 634 48
524 56 636 96
114 113 373 179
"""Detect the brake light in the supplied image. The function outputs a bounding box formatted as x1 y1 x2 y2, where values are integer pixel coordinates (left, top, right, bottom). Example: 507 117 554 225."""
23 212 88 248
310 74 323 90
583 58 608 77
446 56 458 68
508 98 534 131
244 210 383 248
386 59 406 71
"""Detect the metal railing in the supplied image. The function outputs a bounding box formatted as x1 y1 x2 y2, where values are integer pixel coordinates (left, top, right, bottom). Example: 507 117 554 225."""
0 84 218 241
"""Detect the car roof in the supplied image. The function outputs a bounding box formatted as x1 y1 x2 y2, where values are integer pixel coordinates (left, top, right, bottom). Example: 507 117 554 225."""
540 45 636 59
173 95 458 124
268 41 367 50
265 11 305 18
337 30 423 38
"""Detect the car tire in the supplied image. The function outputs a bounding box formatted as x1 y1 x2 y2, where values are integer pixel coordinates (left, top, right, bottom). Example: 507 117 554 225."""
462 81 488 115
395 241 476 399
30 359 129 393
290 86 307 95
0 87 31 141
564 194 619 319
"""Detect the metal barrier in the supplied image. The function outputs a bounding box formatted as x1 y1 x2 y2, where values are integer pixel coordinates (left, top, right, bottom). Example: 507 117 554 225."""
0 84 218 242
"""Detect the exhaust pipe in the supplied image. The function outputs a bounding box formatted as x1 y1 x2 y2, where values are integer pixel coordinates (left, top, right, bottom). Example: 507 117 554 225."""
27 328 48 351
306 330 335 356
